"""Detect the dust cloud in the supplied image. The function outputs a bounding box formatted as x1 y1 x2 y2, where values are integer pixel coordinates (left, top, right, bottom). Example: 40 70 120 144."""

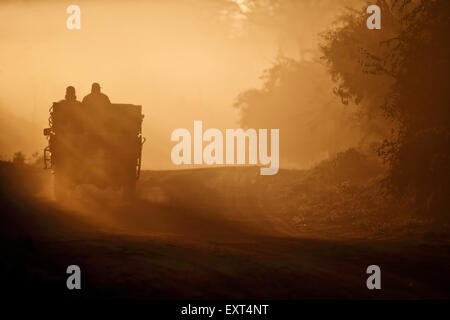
0 0 363 169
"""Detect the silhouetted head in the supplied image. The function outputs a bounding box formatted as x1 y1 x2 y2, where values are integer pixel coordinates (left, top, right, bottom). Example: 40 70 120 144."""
65 86 76 101
91 82 101 94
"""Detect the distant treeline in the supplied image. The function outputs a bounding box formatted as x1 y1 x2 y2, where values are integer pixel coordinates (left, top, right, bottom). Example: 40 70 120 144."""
236 0 449 217
0 151 44 168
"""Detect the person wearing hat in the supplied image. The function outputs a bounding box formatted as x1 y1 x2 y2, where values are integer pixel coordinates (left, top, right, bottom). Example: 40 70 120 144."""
53 85 83 167
82 82 111 107
59 86 80 103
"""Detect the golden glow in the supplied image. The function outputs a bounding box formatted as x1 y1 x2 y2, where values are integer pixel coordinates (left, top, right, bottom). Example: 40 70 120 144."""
0 0 362 169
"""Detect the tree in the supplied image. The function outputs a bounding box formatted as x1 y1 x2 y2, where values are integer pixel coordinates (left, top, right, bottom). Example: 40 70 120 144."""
234 56 365 168
13 151 26 165
320 0 450 215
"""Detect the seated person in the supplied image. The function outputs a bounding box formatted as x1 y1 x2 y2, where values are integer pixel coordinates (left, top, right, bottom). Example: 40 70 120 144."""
59 86 81 104
82 82 111 107
54 86 82 132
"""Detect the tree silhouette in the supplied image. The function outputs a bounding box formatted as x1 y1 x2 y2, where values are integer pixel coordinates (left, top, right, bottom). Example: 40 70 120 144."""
13 151 26 165
321 0 450 216
234 56 366 168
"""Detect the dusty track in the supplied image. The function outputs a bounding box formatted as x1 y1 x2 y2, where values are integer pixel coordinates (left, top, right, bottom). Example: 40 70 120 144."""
1 166 449 299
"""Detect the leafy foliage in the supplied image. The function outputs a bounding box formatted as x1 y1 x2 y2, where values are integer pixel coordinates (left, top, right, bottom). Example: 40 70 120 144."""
12 151 26 165
321 0 450 215
234 57 365 168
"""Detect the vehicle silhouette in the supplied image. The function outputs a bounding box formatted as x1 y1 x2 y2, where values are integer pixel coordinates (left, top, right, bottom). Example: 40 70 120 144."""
43 87 145 200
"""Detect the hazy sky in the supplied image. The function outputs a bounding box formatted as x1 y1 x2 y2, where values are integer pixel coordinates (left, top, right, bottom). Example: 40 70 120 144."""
0 0 362 169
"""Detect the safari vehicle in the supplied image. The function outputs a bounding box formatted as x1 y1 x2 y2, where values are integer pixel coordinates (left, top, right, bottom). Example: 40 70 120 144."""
43 101 145 200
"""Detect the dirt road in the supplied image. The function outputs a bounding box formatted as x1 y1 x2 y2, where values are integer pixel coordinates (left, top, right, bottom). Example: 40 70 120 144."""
1 166 449 299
